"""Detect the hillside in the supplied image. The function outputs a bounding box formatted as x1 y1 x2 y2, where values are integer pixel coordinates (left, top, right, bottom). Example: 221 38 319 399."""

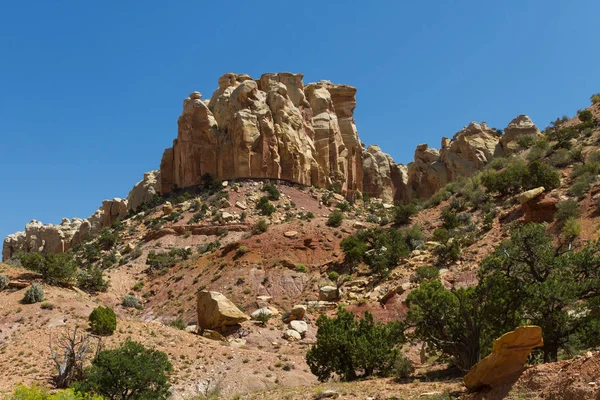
1 85 600 399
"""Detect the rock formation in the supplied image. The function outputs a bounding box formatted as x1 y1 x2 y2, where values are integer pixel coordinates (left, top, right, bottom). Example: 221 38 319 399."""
500 114 542 154
3 69 543 259
127 170 160 212
464 326 544 391
159 73 363 197
196 291 249 331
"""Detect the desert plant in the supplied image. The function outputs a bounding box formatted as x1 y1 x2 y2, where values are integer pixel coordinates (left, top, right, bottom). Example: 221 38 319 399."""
256 196 276 216
555 199 580 223
562 217 581 241
73 339 172 400
394 203 417 225
252 219 268 234
392 355 414 380
89 306 117 336
261 182 281 201
337 201 351 212
326 210 344 227
77 267 109 293
121 295 141 309
306 307 404 381
22 283 44 304
168 318 187 330
410 266 440 283
0 275 9 291
50 326 101 388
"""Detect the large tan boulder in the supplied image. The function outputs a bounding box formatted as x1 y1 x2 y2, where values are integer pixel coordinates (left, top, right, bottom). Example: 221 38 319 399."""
500 114 541 154
407 144 447 199
464 326 543 391
362 145 409 203
100 198 128 228
197 291 249 331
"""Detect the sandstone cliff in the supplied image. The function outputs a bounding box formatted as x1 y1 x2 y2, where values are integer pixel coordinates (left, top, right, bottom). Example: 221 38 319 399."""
159 73 363 196
3 70 543 260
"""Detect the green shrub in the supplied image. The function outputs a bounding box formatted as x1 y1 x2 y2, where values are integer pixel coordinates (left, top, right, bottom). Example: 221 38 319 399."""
295 264 307 273
392 355 414 380
89 306 117 336
257 196 276 216
410 266 440 283
6 385 104 400
122 295 141 309
0 275 9 291
40 302 54 310
18 252 44 271
77 267 109 293
482 160 560 195
261 182 281 201
340 228 410 277
403 224 424 250
328 271 340 281
73 339 172 400
591 93 600 104
568 174 593 198
306 307 404 381
578 109 593 122
22 284 44 304
441 209 460 230
98 229 119 251
252 219 268 234
168 318 187 330
562 217 581 241
517 135 536 148
548 148 572 168
236 246 248 256
394 203 417 225
337 201 351 212
326 210 344 227
555 199 580 223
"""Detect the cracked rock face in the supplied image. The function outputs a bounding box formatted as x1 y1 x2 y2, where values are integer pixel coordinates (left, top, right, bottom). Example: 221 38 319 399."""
159 72 363 197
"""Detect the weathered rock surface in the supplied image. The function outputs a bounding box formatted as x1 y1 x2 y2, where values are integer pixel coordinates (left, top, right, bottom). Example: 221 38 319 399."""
362 145 409 203
160 73 364 196
319 286 339 301
127 170 160 212
196 291 249 331
501 114 541 154
463 326 543 391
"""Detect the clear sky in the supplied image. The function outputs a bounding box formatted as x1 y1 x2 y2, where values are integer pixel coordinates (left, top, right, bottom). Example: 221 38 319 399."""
1 0 599 240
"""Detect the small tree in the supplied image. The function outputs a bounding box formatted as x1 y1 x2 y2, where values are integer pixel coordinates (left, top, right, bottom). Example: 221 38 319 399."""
22 283 44 304
89 306 117 336
306 307 405 382
405 281 483 371
73 339 173 400
50 326 100 388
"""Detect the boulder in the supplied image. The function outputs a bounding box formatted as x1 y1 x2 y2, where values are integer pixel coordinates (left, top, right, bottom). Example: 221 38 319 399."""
283 329 302 341
196 291 249 331
284 304 306 323
289 320 308 337
284 231 298 238
250 307 273 320
463 326 543 391
522 194 558 223
518 187 545 204
162 202 174 216
319 286 339 301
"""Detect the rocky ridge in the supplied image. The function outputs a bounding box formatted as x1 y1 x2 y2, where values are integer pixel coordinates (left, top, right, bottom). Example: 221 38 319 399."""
3 71 542 260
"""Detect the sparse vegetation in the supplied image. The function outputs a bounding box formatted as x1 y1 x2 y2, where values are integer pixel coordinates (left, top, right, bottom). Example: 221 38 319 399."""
252 219 268 234
121 295 141 309
22 283 44 304
326 210 344 227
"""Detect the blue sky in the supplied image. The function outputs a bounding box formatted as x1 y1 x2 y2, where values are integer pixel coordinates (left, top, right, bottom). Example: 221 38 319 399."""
1 0 599 239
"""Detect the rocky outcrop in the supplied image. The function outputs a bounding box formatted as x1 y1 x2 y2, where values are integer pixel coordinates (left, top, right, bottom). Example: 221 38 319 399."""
440 122 501 181
500 114 541 154
2 198 129 261
464 326 543 391
127 170 160 212
197 291 249 331
407 144 446 199
160 73 363 196
3 218 93 260
362 145 409 203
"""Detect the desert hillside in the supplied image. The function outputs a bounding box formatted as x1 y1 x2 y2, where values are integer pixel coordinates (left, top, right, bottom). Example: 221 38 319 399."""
2 82 600 399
